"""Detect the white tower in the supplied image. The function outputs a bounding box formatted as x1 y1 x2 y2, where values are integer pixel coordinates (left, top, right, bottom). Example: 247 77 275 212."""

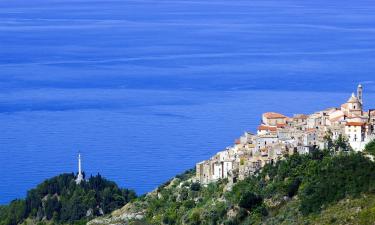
357 84 363 106
75 153 83 184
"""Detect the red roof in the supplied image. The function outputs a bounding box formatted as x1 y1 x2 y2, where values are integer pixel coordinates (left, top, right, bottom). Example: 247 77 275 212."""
258 125 277 131
346 122 365 126
263 112 288 119
276 123 286 128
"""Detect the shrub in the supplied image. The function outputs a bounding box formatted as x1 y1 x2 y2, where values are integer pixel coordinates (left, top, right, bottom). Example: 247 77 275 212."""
238 192 263 210
183 200 195 209
287 178 301 198
189 209 201 225
190 182 201 192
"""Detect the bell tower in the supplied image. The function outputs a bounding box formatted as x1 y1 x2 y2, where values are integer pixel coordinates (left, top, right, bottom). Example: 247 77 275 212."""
357 84 363 106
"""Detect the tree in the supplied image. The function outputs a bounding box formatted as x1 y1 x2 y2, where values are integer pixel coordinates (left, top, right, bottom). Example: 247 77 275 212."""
299 153 375 215
7 200 26 225
0 173 136 225
333 134 351 153
44 196 61 220
323 130 334 151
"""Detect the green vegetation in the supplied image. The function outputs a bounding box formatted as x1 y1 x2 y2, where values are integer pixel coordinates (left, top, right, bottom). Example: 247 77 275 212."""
103 147 375 224
365 139 375 156
265 192 375 225
5 139 375 225
0 173 136 225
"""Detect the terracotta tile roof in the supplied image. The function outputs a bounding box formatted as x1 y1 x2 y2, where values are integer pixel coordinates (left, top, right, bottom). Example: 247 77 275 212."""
346 122 365 126
276 123 286 128
263 112 288 119
257 125 277 132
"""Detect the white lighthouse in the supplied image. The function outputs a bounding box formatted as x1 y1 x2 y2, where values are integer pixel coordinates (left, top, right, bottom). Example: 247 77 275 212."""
75 153 84 184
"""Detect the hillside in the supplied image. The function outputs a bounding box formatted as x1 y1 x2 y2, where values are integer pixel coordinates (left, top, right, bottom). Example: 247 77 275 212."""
89 146 375 225
0 174 136 225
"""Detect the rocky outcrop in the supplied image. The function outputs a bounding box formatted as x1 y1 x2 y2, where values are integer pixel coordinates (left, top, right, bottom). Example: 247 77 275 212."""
88 200 147 225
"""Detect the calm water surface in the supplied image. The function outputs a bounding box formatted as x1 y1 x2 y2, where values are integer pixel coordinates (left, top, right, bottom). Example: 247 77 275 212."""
1 0 375 204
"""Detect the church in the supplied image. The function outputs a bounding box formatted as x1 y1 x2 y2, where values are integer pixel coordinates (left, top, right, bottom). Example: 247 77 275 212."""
341 84 363 117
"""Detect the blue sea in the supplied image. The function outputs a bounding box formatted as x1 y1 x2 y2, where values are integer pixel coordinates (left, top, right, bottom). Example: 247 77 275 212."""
1 0 375 204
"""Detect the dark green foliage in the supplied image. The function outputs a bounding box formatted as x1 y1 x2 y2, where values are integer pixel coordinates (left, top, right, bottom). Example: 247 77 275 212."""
0 173 136 225
238 192 262 210
287 178 301 198
299 153 375 215
324 131 352 154
0 200 26 225
44 196 61 220
365 139 375 156
223 149 375 222
190 182 201 192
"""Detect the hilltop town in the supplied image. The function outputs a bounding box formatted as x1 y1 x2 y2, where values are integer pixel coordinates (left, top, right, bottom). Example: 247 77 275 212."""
87 84 375 225
196 84 375 185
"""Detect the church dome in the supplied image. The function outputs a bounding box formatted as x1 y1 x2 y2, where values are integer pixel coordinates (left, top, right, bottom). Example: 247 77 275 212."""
347 93 360 103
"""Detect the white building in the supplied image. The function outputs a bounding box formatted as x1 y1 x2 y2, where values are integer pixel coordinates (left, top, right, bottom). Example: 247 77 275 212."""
344 122 366 151
256 134 278 151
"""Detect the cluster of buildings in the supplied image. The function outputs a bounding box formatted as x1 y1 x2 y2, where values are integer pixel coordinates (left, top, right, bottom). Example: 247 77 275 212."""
196 85 375 184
